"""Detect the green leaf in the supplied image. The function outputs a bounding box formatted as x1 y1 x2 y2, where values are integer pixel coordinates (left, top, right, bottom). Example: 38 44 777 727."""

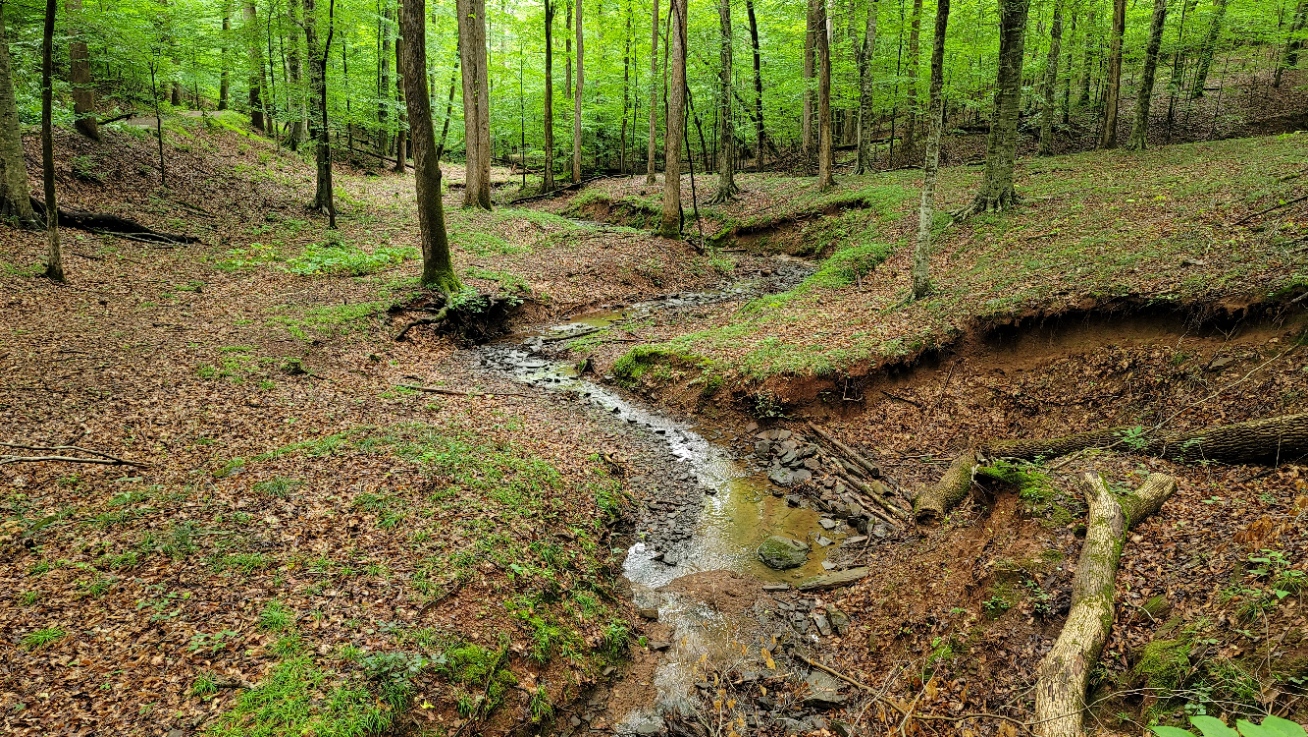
1152 727 1197 737
1257 716 1307 737
1190 716 1239 737
1237 720 1274 737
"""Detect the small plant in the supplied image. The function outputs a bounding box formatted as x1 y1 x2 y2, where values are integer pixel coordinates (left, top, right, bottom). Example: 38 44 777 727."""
71 155 103 183
983 595 1011 618
253 477 302 499
18 590 40 606
750 390 786 419
1152 714 1306 737
190 673 219 700
21 627 66 651
358 650 426 710
259 600 294 631
1120 426 1150 451
187 629 239 655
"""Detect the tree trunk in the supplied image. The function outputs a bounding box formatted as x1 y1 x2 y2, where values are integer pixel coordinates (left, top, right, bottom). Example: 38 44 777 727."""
245 2 264 132
711 0 737 202
287 0 305 150
394 33 407 172
746 0 764 171
1098 0 1126 148
1060 13 1074 124
802 0 816 160
572 0 583 182
659 0 686 237
967 0 1030 214
0 1 34 222
565 0 573 100
1189 0 1227 97
67 0 99 140
1033 472 1176 737
1126 0 1167 150
399 0 459 292
305 0 334 225
645 0 659 183
41 0 62 281
621 2 630 174
543 0 555 192
855 0 879 174
437 57 458 158
220 6 231 110
903 0 923 150
815 0 833 190
378 6 391 155
1275 0 1307 88
910 0 948 300
457 0 492 209
1038 0 1062 156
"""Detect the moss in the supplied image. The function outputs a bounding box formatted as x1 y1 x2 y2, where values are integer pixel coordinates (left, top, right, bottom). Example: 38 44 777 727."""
977 460 1082 527
611 345 712 388
1134 638 1191 691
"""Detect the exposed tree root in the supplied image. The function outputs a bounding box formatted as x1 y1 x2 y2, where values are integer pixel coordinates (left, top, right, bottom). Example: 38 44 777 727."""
30 198 200 244
1033 472 1176 737
0 441 147 468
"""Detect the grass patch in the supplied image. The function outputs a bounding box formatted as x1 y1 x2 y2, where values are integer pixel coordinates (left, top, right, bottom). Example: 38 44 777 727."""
286 234 416 276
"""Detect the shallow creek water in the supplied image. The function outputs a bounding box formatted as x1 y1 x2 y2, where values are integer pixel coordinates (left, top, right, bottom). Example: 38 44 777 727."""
477 289 849 734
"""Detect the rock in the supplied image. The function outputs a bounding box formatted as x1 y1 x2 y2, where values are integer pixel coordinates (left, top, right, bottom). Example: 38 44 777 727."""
630 714 666 735
778 717 809 735
746 421 759 432
797 444 818 459
1208 355 1236 371
769 469 795 487
775 429 793 441
797 567 870 591
813 613 832 636
762 583 790 591
818 517 837 530
785 494 802 507
779 450 798 465
842 535 868 546
649 640 671 651
803 457 822 470
803 670 847 708
816 535 833 547
792 469 813 484
831 720 854 737
828 606 851 635
755 440 773 458
662 552 679 566
757 535 811 570
872 523 889 538
632 585 662 619
821 561 836 570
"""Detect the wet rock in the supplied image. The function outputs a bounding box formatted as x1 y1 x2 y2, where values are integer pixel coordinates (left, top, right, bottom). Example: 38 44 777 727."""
797 567 869 591
803 670 847 708
828 606 850 635
816 536 833 547
661 552 679 566
762 583 790 592
818 518 837 530
813 613 832 636
758 535 810 569
785 494 802 507
792 469 813 484
649 640 671 651
632 585 662 619
769 469 795 487
821 561 837 571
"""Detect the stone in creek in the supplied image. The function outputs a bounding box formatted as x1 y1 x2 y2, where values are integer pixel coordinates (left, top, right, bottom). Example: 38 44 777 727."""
813 613 832 636
792 469 813 484
662 552 679 566
649 640 671 651
757 535 810 570
802 670 848 708
818 518 837 530
828 606 851 635
821 561 837 570
632 585 662 619
755 440 773 458
816 536 833 547
785 494 803 507
797 567 870 591
762 583 790 592
769 469 795 487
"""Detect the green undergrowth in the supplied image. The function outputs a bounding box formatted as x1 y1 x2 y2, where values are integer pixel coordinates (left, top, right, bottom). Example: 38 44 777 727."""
286 232 416 276
976 460 1083 527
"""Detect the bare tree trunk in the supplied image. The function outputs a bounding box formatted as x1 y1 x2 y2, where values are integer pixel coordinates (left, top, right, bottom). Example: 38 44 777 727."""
572 0 583 182
645 0 659 183
746 0 764 171
0 1 34 222
305 0 335 226
855 0 879 174
903 0 922 150
394 34 407 171
287 0 305 150
378 4 391 155
1034 473 1176 737
966 0 1030 214
41 0 62 281
815 0 833 190
220 5 231 110
659 0 686 237
802 0 816 160
565 0 572 100
1189 0 1227 97
911 0 949 300
437 57 458 157
67 0 99 140
543 0 555 192
457 0 492 208
621 1 630 174
1038 0 1062 155
1098 0 1126 148
1127 0 1167 150
399 0 459 291
711 0 738 202
245 2 265 132
1275 0 1307 88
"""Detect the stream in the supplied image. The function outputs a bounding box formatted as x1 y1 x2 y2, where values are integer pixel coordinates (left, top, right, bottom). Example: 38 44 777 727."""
476 279 857 735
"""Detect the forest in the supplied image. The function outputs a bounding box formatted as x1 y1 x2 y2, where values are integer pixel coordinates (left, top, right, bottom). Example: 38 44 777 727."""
1 0 1307 732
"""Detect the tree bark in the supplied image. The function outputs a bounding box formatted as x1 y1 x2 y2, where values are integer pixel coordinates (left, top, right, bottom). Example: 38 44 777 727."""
1033 472 1176 737
746 0 764 171
711 0 737 202
287 0 306 150
245 2 265 132
903 0 923 150
802 0 816 160
645 0 659 183
0 1 34 222
572 0 583 182
378 5 392 155
910 0 948 301
305 0 335 225
399 0 460 291
1098 0 1126 148
1038 0 1062 156
659 0 686 237
1126 0 1167 151
815 0 834 190
41 0 62 281
1274 0 1307 88
393 33 407 172
1189 0 1227 98
219 5 231 110
855 0 879 175
565 0 572 99
457 0 492 209
966 0 1030 214
67 0 99 140
543 0 555 192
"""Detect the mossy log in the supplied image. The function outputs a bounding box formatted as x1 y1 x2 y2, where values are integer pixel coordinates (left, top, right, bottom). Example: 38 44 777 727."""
912 450 978 522
1033 472 1176 737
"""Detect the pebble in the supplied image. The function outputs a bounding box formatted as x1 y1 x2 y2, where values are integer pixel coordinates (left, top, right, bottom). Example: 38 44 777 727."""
816 536 832 547
818 518 837 530
842 535 868 546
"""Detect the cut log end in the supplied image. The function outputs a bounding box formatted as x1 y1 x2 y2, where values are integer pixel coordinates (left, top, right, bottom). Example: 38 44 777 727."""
913 450 978 523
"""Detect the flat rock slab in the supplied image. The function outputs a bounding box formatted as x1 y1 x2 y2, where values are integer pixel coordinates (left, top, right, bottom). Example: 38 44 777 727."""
797 567 869 591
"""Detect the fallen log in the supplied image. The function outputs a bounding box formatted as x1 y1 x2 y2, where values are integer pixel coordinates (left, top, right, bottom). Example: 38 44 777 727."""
30 198 199 244
1033 472 1176 737
807 422 881 477
912 450 979 522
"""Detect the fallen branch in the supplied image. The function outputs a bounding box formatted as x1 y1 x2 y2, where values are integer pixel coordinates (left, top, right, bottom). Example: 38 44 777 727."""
1235 193 1308 225
0 442 147 468
395 384 528 398
394 307 448 341
880 390 924 409
837 470 909 524
807 422 881 478
1034 472 1176 737
30 198 199 244
912 450 979 522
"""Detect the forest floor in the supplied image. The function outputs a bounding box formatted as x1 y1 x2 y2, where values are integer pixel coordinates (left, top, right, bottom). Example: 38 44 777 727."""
2 111 1306 737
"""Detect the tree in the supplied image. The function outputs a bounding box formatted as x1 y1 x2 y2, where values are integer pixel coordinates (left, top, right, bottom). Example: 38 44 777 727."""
287 0 306 150
1275 0 1307 88
745 0 764 170
801 0 815 159
245 1 265 132
711 0 737 202
377 5 392 155
457 0 491 209
572 0 583 182
219 3 230 110
1037 0 1062 156
903 0 923 150
645 0 658 184
305 0 336 226
399 0 459 291
42 0 63 281
0 0 34 223
814 0 833 190
855 0 879 174
1099 0 1126 148
911 0 949 300
659 0 686 238
1127 0 1167 151
393 33 406 171
543 0 555 192
1189 0 1228 98
68 0 98 140
965 0 1031 214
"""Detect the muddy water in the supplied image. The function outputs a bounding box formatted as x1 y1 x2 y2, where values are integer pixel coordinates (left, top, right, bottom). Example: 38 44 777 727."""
477 289 847 734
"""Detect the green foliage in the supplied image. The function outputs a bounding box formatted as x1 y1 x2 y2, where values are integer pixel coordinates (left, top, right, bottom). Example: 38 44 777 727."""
1152 715 1306 737
253 477 302 498
21 627 67 651
259 600 294 631
977 460 1081 527
285 235 417 277
207 656 396 737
